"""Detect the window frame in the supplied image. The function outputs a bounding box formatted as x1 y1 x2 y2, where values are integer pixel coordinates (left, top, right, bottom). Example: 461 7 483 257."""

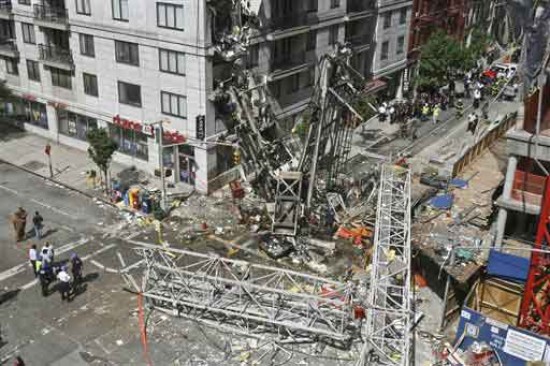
83 72 98 97
26 60 40 81
115 40 139 66
18 0 30 5
156 2 184 31
330 0 340 9
383 12 392 29
21 23 35 44
118 81 142 107
306 30 317 51
158 48 185 75
75 0 91 15
79 33 95 57
399 8 407 25
112 0 129 21
328 25 338 45
396 36 405 55
5 57 18 75
50 67 72 89
160 91 187 119
381 41 389 60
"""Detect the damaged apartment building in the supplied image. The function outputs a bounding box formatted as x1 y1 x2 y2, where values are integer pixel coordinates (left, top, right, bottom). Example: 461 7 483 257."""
0 0 410 193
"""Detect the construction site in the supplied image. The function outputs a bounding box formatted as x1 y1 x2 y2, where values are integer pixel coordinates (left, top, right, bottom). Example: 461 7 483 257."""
108 1 550 366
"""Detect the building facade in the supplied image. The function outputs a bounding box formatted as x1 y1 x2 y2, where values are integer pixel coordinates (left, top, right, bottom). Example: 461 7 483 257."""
0 0 378 193
372 0 412 99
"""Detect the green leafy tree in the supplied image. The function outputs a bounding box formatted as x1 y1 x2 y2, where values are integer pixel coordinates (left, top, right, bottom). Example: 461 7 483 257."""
464 28 491 69
0 80 14 103
87 128 118 193
417 30 467 91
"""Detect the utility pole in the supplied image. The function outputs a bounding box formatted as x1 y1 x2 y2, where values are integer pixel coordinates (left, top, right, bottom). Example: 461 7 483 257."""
146 120 169 211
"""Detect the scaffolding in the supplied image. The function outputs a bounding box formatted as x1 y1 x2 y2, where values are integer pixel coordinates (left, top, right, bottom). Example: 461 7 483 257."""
126 241 358 344
360 164 413 365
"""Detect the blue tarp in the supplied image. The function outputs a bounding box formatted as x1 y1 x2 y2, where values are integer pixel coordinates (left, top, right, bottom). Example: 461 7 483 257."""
450 178 469 189
428 194 454 210
487 250 530 283
455 308 550 365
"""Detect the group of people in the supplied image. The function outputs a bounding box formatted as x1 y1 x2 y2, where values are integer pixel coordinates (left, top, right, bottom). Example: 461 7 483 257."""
377 92 449 126
29 243 83 301
10 207 43 242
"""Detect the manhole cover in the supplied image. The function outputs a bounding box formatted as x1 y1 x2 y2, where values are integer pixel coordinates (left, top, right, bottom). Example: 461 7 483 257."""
21 160 46 171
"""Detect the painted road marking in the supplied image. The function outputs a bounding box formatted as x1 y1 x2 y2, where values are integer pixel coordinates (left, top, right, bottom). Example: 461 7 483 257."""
0 183 73 217
0 237 89 283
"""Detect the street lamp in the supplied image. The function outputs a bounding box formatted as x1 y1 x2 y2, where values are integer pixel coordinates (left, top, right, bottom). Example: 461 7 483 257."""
146 119 170 211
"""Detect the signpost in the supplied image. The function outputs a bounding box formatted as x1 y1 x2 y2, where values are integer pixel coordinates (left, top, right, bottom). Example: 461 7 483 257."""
45 143 53 177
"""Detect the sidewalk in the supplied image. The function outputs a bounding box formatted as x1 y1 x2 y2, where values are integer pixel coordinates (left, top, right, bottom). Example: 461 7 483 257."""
0 123 193 205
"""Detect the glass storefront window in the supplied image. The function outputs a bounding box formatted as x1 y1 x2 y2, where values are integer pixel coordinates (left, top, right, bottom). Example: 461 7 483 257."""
1 99 49 129
58 110 97 141
109 124 149 161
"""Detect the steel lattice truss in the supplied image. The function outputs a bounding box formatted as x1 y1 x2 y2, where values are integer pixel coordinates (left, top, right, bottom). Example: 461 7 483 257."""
360 165 412 365
131 242 358 343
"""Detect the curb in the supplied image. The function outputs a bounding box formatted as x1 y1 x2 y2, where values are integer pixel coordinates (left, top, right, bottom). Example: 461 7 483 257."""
0 158 117 210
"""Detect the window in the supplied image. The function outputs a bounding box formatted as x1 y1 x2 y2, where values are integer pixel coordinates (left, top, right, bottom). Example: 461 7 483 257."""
75 0 91 15
161 91 187 118
383 12 392 29
5 57 18 75
51 68 72 89
330 0 340 9
115 41 139 66
247 44 259 68
26 60 40 81
381 41 389 60
306 30 317 51
18 0 30 5
79 34 95 57
397 36 405 55
306 0 317 12
302 68 315 88
112 0 128 21
329 25 338 45
159 48 185 75
59 111 97 141
287 74 299 93
83 73 98 96
21 23 35 44
157 3 184 30
118 81 141 106
109 124 149 160
399 8 407 24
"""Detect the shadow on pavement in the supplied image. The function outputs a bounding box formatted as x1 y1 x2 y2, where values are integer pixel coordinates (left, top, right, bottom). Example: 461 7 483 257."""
0 289 20 306
0 120 27 142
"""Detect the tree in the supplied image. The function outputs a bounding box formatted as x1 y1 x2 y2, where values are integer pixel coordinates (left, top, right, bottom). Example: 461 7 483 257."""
417 30 468 92
0 80 14 103
87 128 118 193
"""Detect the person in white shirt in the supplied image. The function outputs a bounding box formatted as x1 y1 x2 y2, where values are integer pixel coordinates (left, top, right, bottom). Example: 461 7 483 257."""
41 242 54 264
29 244 38 277
57 266 72 301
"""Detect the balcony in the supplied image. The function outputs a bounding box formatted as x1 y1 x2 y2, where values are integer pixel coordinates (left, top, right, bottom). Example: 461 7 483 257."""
33 4 69 30
0 38 17 58
0 1 13 20
38 44 73 70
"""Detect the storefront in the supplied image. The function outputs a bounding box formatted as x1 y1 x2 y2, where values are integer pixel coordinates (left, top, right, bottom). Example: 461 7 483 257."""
58 110 98 140
178 144 196 186
109 115 152 161
1 97 48 129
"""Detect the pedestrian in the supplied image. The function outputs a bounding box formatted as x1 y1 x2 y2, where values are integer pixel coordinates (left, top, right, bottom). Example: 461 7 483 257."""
467 113 477 134
421 103 430 122
13 356 25 366
28 244 38 277
388 103 395 124
56 266 72 301
41 242 54 264
11 207 27 242
455 99 464 118
70 253 83 288
432 104 441 125
32 211 43 240
37 259 49 297
378 102 387 122
473 88 481 109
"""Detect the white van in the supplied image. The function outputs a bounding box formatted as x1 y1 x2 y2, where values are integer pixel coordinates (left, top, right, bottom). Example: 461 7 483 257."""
491 63 518 79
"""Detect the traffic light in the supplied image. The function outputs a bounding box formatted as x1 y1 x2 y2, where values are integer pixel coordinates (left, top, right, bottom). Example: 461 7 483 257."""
233 149 241 166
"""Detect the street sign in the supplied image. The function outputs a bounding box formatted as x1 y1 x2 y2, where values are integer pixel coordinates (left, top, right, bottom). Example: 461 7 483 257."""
196 115 206 141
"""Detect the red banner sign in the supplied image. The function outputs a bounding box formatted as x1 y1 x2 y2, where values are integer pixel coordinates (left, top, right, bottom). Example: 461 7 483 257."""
112 115 154 137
